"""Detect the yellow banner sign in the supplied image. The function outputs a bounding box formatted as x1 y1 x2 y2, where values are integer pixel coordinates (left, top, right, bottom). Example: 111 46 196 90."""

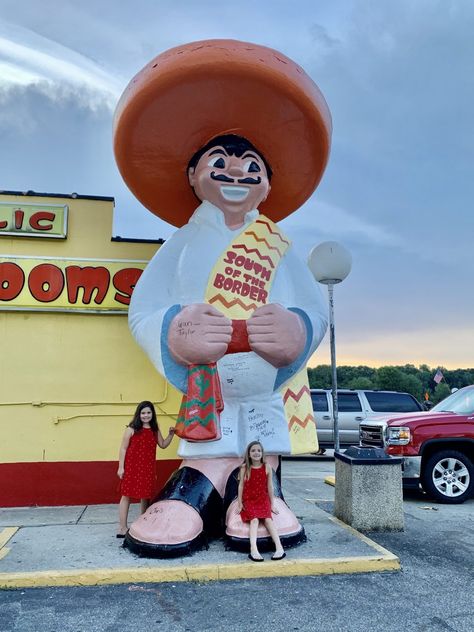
0 203 68 238
0 256 147 312
205 215 290 319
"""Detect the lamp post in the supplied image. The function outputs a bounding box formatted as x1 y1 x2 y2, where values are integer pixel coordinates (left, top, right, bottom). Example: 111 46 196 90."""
308 241 352 453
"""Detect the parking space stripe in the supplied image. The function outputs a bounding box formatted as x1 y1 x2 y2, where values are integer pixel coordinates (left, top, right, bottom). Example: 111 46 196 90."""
327 515 400 559
0 548 11 561
0 527 18 562
0 527 18 550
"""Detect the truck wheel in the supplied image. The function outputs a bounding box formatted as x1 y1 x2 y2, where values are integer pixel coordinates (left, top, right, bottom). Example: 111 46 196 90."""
421 450 474 504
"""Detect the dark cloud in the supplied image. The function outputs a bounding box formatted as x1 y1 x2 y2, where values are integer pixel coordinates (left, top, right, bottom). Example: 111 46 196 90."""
305 1 474 250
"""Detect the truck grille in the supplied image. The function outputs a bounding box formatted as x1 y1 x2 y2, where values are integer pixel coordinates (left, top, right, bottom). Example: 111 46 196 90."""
359 424 385 448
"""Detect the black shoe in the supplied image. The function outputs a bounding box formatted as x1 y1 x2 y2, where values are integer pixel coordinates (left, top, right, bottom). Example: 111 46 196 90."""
248 553 264 562
124 467 223 558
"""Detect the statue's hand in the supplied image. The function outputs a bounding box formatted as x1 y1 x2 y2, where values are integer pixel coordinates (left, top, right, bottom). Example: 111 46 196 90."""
247 303 306 368
168 303 232 365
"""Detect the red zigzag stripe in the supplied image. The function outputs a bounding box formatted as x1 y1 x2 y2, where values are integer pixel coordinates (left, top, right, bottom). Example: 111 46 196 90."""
232 243 275 268
209 294 257 311
255 219 290 245
283 385 311 404
288 413 314 430
241 235 283 258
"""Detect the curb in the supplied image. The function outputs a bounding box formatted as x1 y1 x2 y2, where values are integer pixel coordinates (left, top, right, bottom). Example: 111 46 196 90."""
0 523 399 588
0 553 399 588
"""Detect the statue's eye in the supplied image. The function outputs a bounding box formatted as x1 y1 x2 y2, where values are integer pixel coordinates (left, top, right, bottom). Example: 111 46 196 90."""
243 160 261 173
208 156 226 169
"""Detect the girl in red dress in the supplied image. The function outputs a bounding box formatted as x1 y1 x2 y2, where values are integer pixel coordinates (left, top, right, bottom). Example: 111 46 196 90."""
237 441 286 561
117 401 174 537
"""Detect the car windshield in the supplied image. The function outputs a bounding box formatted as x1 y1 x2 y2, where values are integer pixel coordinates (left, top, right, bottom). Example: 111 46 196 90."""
431 388 474 415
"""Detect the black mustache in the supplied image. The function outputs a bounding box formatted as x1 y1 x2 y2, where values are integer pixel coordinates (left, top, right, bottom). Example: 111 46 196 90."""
210 172 262 185
211 172 234 183
238 176 261 184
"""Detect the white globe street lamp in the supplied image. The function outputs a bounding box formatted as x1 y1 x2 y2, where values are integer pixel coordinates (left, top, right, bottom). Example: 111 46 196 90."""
308 241 352 452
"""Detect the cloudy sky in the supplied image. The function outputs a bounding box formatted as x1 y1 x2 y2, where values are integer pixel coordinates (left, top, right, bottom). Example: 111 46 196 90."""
1 0 473 370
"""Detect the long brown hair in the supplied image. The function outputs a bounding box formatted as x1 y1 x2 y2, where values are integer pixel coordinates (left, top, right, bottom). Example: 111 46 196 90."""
128 401 158 433
241 441 266 481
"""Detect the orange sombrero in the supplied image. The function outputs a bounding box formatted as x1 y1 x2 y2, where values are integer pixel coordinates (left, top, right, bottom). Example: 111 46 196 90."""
113 39 332 227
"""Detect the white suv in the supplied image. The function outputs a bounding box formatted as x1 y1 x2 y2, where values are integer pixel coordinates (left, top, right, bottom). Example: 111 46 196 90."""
311 389 425 449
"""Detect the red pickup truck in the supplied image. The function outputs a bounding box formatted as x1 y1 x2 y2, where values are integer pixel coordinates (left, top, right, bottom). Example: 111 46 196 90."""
359 385 474 503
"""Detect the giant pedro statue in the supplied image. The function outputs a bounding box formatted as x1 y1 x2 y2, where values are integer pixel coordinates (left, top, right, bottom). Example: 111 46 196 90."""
114 39 332 557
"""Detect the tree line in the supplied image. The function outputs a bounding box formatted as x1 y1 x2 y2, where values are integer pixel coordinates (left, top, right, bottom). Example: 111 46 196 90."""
307 364 474 405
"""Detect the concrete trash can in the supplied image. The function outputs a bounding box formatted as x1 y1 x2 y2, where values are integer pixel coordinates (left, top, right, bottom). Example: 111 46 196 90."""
334 446 404 532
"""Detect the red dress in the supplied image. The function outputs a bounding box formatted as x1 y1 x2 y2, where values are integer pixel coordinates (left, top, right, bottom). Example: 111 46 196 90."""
240 465 272 522
120 428 157 499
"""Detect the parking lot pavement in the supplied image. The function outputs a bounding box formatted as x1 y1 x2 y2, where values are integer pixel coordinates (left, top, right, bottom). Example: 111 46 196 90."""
0 458 398 588
1 458 473 632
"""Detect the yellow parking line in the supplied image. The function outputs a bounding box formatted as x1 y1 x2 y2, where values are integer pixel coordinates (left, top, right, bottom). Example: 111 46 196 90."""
324 476 336 487
328 515 399 560
0 527 18 561
0 548 11 561
0 527 18 550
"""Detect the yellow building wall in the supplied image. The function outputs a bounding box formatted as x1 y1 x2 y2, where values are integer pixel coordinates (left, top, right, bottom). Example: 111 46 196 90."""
0 192 181 505
0 311 180 463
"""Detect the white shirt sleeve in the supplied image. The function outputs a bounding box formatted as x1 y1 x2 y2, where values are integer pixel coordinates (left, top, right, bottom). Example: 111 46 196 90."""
128 224 196 384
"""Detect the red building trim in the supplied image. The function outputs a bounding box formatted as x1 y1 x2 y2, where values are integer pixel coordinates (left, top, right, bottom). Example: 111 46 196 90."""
0 460 181 507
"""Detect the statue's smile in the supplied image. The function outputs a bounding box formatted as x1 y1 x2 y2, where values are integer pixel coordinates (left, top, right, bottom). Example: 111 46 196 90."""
220 186 250 201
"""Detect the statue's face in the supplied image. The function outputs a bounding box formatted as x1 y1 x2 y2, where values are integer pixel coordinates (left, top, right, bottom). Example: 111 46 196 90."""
188 145 270 229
